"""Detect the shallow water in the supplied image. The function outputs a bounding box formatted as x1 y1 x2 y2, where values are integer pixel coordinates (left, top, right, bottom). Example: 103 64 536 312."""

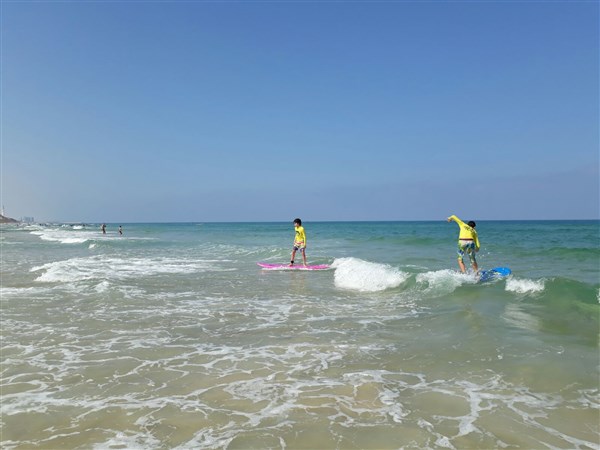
1 221 598 448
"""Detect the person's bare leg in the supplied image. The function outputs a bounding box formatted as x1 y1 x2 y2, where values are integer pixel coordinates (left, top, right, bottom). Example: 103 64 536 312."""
290 249 297 266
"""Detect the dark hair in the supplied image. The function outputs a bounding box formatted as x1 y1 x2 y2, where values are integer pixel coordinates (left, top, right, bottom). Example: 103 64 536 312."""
293 218 302 225
468 221 476 228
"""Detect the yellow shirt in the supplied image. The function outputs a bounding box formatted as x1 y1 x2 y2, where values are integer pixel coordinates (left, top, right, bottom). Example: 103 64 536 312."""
294 225 306 245
448 215 480 249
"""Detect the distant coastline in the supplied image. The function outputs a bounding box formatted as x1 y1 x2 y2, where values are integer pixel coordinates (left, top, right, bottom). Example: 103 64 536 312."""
0 214 18 224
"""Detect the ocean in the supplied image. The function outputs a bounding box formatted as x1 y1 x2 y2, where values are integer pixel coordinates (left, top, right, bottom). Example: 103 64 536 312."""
1 220 598 449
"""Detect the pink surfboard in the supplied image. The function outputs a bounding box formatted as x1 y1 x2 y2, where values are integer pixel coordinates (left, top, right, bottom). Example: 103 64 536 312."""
257 262 331 271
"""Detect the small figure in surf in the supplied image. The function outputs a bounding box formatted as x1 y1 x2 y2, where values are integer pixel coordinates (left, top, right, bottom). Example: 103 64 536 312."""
119 225 123 235
101 223 107 234
447 214 480 273
290 218 307 267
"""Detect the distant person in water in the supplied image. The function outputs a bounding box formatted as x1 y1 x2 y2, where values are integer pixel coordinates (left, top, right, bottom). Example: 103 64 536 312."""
101 223 106 234
447 214 480 273
119 225 123 235
290 218 307 266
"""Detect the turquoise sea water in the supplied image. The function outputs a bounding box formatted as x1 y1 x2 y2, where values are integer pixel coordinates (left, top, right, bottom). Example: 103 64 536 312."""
1 220 599 449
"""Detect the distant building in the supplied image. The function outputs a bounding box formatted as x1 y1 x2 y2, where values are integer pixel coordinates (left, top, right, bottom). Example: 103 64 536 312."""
21 216 35 223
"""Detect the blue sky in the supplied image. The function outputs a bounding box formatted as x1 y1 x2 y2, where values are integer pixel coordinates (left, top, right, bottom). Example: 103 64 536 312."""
2 1 598 222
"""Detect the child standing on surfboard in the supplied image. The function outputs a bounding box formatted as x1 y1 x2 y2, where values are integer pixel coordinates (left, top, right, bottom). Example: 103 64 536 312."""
290 218 307 266
447 214 480 273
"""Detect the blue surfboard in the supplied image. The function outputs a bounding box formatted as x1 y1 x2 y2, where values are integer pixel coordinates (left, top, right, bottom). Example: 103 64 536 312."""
478 267 511 283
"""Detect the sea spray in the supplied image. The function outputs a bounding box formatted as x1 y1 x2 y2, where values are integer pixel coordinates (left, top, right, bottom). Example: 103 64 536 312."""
505 277 545 295
331 257 409 292
415 269 476 297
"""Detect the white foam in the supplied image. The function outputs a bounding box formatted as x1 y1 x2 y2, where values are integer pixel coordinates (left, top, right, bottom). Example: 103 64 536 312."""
93 431 162 450
505 278 545 294
30 228 91 245
416 269 475 296
0 286 54 299
331 257 409 292
30 256 229 283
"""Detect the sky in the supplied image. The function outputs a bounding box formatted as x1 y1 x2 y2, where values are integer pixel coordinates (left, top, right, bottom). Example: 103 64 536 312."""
1 0 598 223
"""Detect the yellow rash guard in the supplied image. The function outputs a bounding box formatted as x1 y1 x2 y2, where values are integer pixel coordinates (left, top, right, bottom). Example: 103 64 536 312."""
294 226 306 248
448 215 480 249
